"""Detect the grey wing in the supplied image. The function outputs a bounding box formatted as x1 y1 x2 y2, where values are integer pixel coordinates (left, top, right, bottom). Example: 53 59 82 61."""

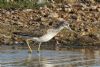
13 32 34 39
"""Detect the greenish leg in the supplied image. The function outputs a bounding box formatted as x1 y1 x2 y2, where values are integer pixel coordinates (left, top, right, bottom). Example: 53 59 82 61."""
38 42 41 53
26 39 32 53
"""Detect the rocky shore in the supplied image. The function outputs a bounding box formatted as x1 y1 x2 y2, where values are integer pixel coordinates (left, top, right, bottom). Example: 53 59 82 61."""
0 2 100 48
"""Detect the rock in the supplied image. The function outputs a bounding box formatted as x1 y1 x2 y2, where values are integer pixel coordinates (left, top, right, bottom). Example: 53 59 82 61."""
0 2 100 46
49 12 59 18
41 17 47 21
23 9 33 12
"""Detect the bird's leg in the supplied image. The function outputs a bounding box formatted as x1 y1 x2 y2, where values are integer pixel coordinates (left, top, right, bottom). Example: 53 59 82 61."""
55 40 60 51
26 39 32 53
37 42 41 53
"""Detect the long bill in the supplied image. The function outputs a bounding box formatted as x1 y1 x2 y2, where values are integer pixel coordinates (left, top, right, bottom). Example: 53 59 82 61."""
65 26 73 31
65 26 77 34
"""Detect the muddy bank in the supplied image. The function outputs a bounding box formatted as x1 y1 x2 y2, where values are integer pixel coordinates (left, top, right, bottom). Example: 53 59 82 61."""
0 2 100 47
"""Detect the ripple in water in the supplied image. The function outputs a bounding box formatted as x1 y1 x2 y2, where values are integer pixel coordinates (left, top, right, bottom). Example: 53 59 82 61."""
0 49 100 67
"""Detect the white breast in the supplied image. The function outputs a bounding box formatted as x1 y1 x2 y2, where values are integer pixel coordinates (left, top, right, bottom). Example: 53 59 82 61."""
40 30 59 42
38 27 64 42
39 32 58 42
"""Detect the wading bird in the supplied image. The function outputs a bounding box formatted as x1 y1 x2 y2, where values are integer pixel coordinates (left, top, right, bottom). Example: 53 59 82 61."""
14 19 74 53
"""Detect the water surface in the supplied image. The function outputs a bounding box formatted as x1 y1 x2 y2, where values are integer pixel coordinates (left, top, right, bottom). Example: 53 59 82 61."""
0 48 100 67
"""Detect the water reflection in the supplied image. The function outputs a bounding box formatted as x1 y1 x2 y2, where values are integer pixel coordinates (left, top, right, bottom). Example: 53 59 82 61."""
0 48 100 67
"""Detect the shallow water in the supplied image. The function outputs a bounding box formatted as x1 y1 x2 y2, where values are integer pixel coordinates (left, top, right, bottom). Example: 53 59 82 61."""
0 48 100 67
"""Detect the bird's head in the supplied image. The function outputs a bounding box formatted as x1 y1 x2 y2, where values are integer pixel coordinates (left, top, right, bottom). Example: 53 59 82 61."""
58 19 73 32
